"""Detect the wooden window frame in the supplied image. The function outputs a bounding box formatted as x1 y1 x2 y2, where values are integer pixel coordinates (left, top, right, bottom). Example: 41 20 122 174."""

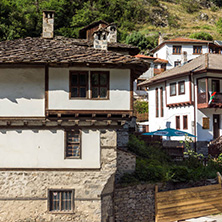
170 82 176 96
183 115 188 130
176 116 180 130
156 88 159 118
65 130 81 159
178 81 185 95
69 71 88 99
173 45 182 55
90 71 109 100
193 46 202 55
48 189 74 214
160 87 164 117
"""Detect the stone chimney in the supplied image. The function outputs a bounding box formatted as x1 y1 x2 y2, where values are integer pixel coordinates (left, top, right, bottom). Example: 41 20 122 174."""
158 32 163 45
181 51 187 65
93 24 108 50
107 24 117 43
42 10 55 39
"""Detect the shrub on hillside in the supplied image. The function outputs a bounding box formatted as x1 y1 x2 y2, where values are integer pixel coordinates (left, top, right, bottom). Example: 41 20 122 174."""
189 32 213 41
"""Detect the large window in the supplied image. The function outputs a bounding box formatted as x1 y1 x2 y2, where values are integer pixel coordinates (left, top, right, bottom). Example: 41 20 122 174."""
91 71 109 99
178 81 185 95
156 88 159 117
170 82 176 96
176 116 180 129
183 115 188 129
66 130 81 159
69 71 109 99
70 71 88 98
49 190 74 213
173 46 181 54
193 46 202 54
160 87 164 117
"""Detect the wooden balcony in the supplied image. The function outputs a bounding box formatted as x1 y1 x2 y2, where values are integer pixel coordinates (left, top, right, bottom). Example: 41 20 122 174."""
198 92 222 109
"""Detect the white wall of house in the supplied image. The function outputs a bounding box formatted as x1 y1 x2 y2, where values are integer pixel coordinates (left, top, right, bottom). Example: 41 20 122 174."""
149 84 195 141
48 67 130 110
166 76 190 104
0 129 100 168
0 68 45 117
154 44 208 70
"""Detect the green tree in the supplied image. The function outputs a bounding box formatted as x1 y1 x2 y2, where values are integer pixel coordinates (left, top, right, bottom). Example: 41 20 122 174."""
189 32 213 41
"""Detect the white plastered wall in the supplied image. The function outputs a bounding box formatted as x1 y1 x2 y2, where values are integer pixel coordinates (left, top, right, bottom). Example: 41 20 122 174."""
0 68 45 117
166 76 190 104
0 129 100 168
149 84 195 141
154 44 208 70
48 67 130 110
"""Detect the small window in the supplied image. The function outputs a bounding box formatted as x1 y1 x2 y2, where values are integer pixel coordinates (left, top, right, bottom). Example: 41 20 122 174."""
156 88 159 117
91 71 109 99
70 71 88 98
193 46 202 54
173 46 181 54
178 81 185 95
174 61 181 67
183 115 188 129
176 116 180 129
66 130 81 159
170 83 176 96
49 190 74 212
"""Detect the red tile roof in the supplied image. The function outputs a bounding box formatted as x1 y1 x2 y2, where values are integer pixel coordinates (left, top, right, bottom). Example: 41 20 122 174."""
135 54 156 59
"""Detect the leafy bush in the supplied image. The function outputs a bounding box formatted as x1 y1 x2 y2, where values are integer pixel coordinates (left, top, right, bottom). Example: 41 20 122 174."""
189 32 213 41
216 18 222 34
125 32 149 51
181 0 200 13
134 100 148 114
120 135 222 185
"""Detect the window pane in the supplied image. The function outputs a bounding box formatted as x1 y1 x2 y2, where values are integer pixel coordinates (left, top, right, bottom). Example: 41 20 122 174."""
180 83 185 94
100 87 107 98
92 87 99 98
52 191 60 211
80 87 86 97
80 74 86 86
71 74 78 86
92 73 99 86
100 73 108 85
170 83 176 95
71 88 78 97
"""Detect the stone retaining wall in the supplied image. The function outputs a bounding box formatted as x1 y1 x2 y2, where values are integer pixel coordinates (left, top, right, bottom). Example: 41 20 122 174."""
114 184 155 222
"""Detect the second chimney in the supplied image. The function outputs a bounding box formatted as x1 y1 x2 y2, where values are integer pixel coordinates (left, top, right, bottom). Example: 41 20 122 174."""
42 10 55 39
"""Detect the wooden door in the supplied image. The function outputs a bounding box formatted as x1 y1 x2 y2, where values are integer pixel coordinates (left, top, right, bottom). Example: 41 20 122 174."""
213 114 220 139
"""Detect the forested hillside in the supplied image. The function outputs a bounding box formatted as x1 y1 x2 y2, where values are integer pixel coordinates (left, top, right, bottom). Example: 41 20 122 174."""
1 0 222 52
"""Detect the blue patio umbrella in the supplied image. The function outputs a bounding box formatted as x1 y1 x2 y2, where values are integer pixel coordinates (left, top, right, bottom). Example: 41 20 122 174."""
142 128 196 137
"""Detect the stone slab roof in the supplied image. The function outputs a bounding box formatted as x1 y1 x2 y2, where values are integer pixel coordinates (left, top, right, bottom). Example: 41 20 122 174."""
139 54 222 86
0 36 148 76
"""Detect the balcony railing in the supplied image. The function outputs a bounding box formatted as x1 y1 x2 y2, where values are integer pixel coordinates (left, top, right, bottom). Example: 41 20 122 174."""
198 92 222 108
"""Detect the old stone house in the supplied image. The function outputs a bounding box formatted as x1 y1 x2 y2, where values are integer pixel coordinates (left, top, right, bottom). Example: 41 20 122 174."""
0 11 149 221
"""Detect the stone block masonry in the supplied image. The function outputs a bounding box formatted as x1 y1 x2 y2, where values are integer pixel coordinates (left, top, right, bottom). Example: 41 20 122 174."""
0 129 117 222
114 184 155 222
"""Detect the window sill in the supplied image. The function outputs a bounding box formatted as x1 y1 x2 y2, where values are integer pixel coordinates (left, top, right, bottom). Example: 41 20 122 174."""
172 53 181 55
193 53 202 55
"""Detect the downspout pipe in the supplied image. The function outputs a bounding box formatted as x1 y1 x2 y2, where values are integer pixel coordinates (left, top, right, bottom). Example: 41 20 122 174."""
192 72 197 151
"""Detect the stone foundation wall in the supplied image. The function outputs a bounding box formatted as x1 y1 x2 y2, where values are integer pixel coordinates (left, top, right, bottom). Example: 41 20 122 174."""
0 129 117 222
114 184 155 222
116 149 136 182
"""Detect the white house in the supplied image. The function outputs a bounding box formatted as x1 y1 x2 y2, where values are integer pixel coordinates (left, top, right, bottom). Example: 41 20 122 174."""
150 37 222 70
0 11 148 221
139 53 222 155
